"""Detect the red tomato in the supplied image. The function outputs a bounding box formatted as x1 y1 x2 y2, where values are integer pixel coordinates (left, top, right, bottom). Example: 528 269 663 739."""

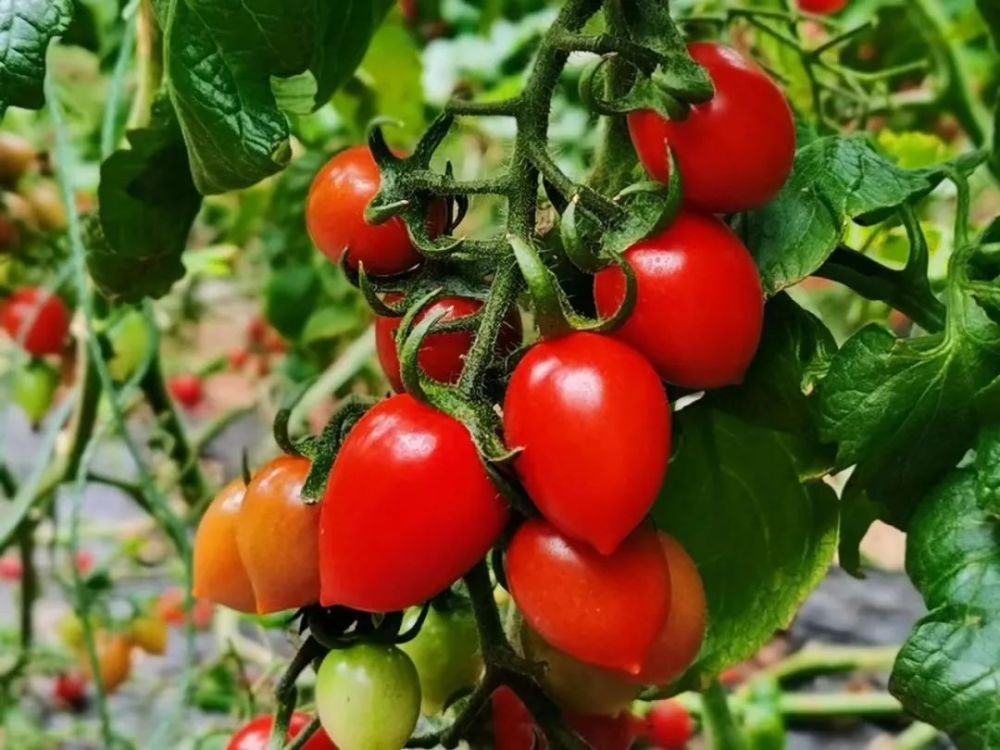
229 349 251 370
237 456 321 614
646 700 695 749
0 287 70 356
306 146 446 276
503 332 670 554
193 479 258 613
53 672 88 710
628 43 795 213
799 0 848 13
228 713 336 750
375 295 522 392
594 213 763 390
624 534 707 685
0 555 23 582
74 550 94 576
169 374 204 409
156 588 215 630
319 395 508 612
506 520 670 675
491 687 637 750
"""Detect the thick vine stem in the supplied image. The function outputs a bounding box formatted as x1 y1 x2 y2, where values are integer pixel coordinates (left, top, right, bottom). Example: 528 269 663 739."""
268 637 327 750
702 679 746 750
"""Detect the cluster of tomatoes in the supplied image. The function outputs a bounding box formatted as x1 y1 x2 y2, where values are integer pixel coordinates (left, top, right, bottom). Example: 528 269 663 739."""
193 38 796 750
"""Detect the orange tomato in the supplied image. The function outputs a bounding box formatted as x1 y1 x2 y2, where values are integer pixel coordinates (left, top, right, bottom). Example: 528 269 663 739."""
128 616 169 655
80 632 133 694
237 456 321 614
193 479 257 613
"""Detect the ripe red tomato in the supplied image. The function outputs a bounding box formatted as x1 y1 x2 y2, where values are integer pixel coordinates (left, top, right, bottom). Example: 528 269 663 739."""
376 295 522 392
228 713 337 750
53 672 88 711
169 374 204 409
0 287 70 356
306 146 446 276
491 687 637 750
503 332 670 554
319 395 508 612
237 456 321 613
594 213 763 390
624 534 707 686
646 700 695 749
193 479 258 613
628 43 795 213
155 588 215 630
0 555 23 582
506 519 671 675
799 0 848 13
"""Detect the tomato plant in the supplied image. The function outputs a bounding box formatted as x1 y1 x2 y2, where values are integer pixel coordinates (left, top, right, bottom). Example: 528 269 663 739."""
168 373 205 409
645 700 695 749
1 287 71 356
228 713 336 750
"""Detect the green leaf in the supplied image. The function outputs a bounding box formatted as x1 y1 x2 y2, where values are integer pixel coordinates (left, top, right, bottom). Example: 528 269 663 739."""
90 102 201 302
154 0 393 194
977 0 1000 173
975 426 1000 514
654 298 838 677
742 136 976 295
0 0 74 117
265 265 320 339
890 449 1000 749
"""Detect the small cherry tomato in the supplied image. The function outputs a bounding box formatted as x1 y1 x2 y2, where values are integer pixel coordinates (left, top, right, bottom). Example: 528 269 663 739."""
306 146 446 276
400 599 483 714
58 613 85 649
80 632 133 694
128 616 169 656
193 479 258 613
156 588 215 630
53 672 88 711
227 712 337 750
624 534 707 686
375 295 522 392
23 180 67 232
595 212 763 389
1 287 71 356
315 643 421 750
237 456 321 613
521 624 638 716
506 520 671 675
0 555 23 582
12 360 58 426
798 0 848 13
169 374 204 409
628 43 795 213
0 133 37 182
503 332 670 554
229 348 251 371
320 395 508 612
646 700 695 749
74 550 94 576
106 310 152 383
491 687 637 750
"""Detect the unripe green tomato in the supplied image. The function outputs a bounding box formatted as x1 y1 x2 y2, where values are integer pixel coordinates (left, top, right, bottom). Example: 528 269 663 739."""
13 360 59 426
400 602 483 714
107 310 151 383
58 613 86 650
315 643 421 750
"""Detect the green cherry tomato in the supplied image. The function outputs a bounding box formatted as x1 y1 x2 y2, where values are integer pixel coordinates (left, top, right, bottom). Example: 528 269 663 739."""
400 600 483 714
107 310 151 383
315 643 421 750
13 360 59 426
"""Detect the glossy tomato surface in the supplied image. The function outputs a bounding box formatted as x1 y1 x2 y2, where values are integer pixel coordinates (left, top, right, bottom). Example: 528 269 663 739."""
1 287 70 356
320 395 507 612
503 332 670 554
506 519 671 675
625 534 707 686
595 213 763 390
237 456 321 613
628 43 795 213
376 295 522 392
799 0 848 12
306 146 445 276
228 713 336 750
193 479 257 613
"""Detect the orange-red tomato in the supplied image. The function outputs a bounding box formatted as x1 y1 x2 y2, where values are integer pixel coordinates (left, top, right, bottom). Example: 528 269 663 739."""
624 534 707 686
237 456 321 614
156 588 215 630
80 632 133 694
1 287 71 356
193 479 257 613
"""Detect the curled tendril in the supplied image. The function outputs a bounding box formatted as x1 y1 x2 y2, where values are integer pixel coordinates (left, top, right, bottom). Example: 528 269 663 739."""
413 113 456 167
357 264 408 317
579 55 690 121
367 123 404 170
398 297 449 402
392 602 432 645
272 379 317 458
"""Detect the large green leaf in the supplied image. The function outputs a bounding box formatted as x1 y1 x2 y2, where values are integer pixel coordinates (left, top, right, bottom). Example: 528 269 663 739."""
977 0 1000 174
153 0 393 194
0 0 73 117
890 439 1000 749
654 298 839 678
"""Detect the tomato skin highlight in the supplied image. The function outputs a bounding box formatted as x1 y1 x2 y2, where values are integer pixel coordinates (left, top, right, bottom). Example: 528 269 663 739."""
628 43 795 214
594 213 763 390
238 456 321 614
307 146 446 276
1 287 70 356
320 395 508 612
503 332 670 554
646 700 695 749
799 0 848 13
506 519 671 674
624 534 707 686
375 295 522 393
227 713 337 750
193 479 258 613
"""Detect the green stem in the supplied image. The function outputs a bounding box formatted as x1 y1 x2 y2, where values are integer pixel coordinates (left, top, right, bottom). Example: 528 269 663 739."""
458 261 521 396
701 679 746 750
891 721 942 750
268 638 326 750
